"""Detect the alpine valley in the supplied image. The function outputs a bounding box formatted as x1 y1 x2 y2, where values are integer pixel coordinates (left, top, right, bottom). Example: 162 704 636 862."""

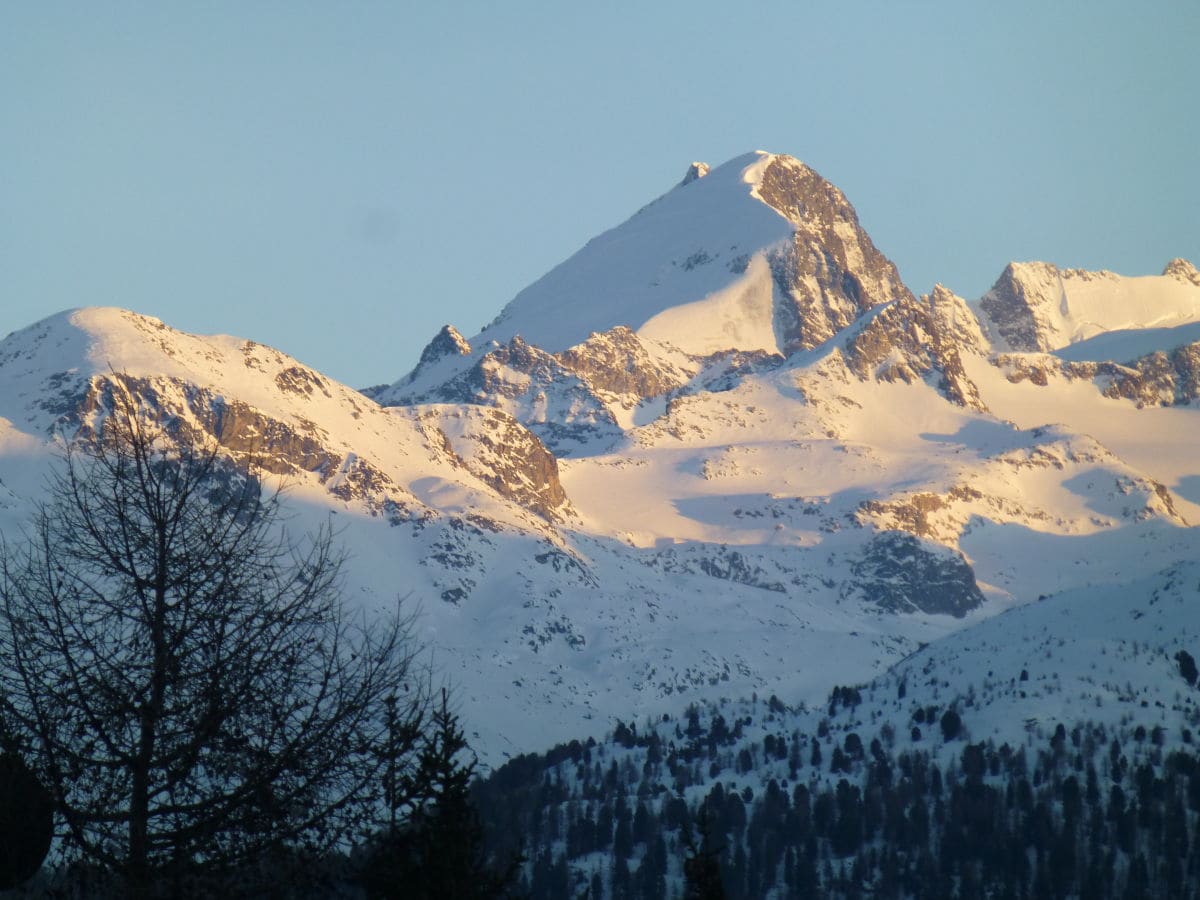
3 147 1199 809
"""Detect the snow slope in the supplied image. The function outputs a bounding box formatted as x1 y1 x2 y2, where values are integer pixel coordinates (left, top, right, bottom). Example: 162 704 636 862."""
382 150 911 403
975 259 1200 353
3 156 1199 767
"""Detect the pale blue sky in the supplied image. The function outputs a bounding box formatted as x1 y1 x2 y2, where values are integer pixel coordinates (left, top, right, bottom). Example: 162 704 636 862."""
3 1 1196 388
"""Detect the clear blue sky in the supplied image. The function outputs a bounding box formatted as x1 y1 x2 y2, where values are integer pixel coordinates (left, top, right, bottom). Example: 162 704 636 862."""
3 1 1196 388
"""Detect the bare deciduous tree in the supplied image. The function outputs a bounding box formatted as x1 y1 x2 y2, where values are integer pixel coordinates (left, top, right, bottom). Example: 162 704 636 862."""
0 382 425 897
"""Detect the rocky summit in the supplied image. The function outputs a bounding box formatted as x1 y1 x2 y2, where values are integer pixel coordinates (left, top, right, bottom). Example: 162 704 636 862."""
1 152 1198 764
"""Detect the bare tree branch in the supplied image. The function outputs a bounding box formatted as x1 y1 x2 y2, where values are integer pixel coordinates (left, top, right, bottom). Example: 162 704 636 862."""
0 376 428 896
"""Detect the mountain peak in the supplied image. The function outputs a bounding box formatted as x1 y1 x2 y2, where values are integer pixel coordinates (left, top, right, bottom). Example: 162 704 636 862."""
419 324 472 365
1165 257 1200 286
679 161 710 186
393 150 912 374
978 260 1200 353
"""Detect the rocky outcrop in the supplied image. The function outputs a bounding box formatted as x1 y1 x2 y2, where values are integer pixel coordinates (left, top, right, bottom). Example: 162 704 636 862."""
928 284 990 355
422 324 472 362
755 156 915 352
856 487 984 541
400 336 622 454
848 532 984 618
1101 344 1200 407
415 405 570 521
72 373 410 509
1165 258 1200 287
679 162 710 186
978 262 1064 352
997 340 1200 408
978 259 1200 354
556 326 690 400
366 325 474 400
840 289 987 411
396 328 696 455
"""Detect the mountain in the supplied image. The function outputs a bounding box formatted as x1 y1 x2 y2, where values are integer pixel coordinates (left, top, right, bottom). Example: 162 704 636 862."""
375 150 912 404
2 153 1198 769
978 258 1200 353
476 559 1200 898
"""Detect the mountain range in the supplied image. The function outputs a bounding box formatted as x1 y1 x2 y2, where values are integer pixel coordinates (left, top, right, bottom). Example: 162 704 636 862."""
2 150 1198 766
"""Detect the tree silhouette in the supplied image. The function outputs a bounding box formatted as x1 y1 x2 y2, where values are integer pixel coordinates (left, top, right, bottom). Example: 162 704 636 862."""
0 381 426 897
0 749 54 889
683 805 726 900
1176 650 1198 687
362 688 520 899
941 709 963 742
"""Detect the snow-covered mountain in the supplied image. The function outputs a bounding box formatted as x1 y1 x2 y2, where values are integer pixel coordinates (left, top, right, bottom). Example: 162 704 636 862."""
477 559 1200 898
2 152 1198 766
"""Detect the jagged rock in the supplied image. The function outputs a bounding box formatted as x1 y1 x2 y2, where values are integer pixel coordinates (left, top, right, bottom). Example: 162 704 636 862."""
928 284 989 355
556 326 689 400
1102 343 1200 407
840 292 987 411
680 162 710 186
366 325 475 399
978 260 1200 354
978 262 1063 352
857 488 981 541
849 532 984 617
397 328 697 455
420 324 472 364
400 335 623 454
755 156 914 351
414 405 570 521
1164 258 1200 286
997 340 1200 408
72 373 412 514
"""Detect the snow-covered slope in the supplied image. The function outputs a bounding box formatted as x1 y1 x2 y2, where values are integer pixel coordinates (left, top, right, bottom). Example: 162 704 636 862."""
379 151 912 404
976 258 1200 353
3 154 1199 768
480 560 1200 898
0 308 977 762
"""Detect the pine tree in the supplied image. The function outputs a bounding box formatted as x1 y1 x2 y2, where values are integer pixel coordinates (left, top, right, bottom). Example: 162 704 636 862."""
682 807 726 900
362 689 519 899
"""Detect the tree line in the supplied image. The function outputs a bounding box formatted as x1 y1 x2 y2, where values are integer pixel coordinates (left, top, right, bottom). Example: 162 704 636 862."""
476 700 1200 899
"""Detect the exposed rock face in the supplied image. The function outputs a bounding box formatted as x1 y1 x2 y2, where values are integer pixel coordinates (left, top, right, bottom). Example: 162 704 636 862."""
997 340 1200 408
857 487 984 542
679 162 710 186
1165 258 1200 287
977 259 1200 354
401 336 622 454
366 325 475 399
274 365 333 399
928 284 990 355
978 262 1063 352
395 328 693 454
1101 343 1200 407
840 289 987 411
414 405 570 521
556 326 689 400
419 324 472 366
755 156 915 352
71 373 410 516
849 532 984 618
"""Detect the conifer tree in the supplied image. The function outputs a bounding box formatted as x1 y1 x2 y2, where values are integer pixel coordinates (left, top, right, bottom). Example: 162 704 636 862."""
362 689 520 899
683 806 726 900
